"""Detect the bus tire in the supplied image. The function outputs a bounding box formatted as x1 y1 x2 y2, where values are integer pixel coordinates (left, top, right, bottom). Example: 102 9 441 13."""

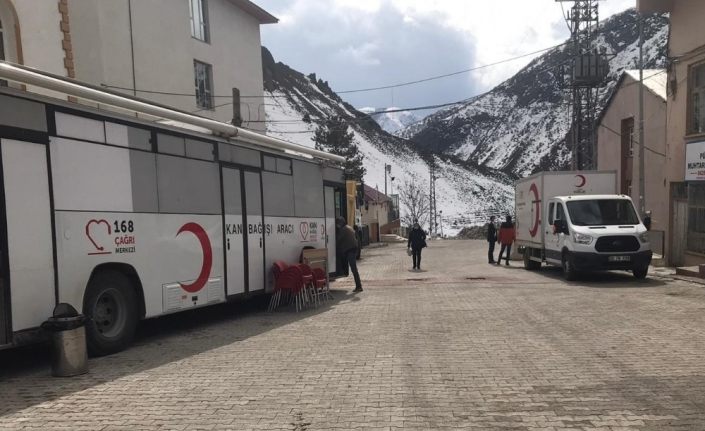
633 267 648 280
523 248 541 271
562 252 578 281
84 269 139 356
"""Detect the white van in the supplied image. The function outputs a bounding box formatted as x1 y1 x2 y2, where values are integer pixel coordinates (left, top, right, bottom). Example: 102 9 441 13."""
516 172 652 280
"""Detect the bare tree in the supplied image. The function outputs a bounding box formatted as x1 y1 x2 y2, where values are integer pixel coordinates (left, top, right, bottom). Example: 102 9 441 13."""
398 175 430 229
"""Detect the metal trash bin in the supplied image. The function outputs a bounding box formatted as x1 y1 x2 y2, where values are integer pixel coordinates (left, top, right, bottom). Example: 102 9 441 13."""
41 303 88 377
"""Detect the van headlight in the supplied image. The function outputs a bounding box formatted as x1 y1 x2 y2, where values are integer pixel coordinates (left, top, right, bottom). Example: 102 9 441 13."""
639 232 650 243
573 232 593 245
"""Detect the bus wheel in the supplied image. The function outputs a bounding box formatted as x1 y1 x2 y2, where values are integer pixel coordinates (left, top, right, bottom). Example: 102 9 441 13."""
84 269 139 356
562 252 578 281
523 248 541 271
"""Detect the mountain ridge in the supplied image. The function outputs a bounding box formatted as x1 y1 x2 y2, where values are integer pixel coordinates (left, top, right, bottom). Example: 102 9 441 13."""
401 9 669 177
260 47 515 229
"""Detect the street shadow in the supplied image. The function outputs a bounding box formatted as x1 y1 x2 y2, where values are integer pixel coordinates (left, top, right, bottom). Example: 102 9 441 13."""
531 266 669 288
0 289 349 416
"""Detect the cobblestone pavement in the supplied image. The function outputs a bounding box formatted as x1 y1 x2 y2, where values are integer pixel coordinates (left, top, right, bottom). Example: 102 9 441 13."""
2 240 705 430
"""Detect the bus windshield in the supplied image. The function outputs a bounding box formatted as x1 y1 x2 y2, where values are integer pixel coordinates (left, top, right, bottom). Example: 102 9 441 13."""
566 199 640 226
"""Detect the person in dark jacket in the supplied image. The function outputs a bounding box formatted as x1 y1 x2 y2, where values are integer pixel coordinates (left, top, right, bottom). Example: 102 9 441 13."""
487 216 497 264
497 215 516 266
336 217 362 292
407 220 427 271
353 224 362 260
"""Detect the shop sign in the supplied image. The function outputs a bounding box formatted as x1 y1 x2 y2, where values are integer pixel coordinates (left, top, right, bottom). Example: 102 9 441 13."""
686 141 705 181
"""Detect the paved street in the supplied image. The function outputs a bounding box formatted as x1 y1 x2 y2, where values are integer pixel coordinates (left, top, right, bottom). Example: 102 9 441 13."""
2 240 705 430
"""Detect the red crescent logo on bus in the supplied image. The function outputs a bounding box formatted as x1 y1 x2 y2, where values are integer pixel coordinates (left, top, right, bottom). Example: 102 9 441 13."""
176 222 212 293
529 183 540 238
575 174 586 188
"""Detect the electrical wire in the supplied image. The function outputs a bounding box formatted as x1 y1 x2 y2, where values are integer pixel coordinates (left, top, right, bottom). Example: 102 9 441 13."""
335 42 570 94
99 41 571 100
598 123 667 157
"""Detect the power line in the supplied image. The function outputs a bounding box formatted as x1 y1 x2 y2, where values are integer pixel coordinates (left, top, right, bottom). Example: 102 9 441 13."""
99 41 571 100
335 42 569 94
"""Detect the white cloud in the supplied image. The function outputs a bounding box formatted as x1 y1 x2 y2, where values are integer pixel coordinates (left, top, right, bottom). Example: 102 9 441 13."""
339 42 382 66
256 0 635 104
383 0 635 89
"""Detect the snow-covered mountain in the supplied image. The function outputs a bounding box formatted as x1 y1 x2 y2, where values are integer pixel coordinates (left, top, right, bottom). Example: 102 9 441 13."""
401 9 669 177
260 48 514 230
358 107 421 135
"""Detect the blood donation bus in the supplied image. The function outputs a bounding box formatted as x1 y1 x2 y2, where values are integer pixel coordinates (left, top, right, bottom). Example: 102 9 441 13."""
0 63 347 356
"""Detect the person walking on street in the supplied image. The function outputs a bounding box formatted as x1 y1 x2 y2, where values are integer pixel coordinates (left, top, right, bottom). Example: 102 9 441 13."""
497 215 516 266
487 215 498 264
353 224 362 260
407 220 427 271
336 217 362 292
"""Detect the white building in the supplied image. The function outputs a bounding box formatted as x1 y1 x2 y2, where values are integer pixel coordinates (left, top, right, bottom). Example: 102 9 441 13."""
0 0 276 131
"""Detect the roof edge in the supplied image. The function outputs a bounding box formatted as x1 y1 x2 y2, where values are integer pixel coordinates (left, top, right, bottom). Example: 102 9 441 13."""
229 0 278 24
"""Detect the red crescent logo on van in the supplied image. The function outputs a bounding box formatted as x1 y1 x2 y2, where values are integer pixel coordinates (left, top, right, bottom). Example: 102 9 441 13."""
176 222 213 293
575 174 587 188
529 183 540 238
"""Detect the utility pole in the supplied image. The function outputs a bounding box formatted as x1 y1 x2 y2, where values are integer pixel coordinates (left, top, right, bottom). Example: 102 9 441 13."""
557 0 608 171
384 164 391 196
638 11 646 216
429 161 437 236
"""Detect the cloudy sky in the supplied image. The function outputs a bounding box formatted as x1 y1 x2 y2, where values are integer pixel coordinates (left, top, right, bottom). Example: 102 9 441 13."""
256 0 635 111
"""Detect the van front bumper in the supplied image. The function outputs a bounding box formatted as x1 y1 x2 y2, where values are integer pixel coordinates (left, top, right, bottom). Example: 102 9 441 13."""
571 250 653 271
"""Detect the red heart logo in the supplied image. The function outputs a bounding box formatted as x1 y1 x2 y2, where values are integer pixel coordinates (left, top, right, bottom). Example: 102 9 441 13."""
86 219 112 251
300 222 309 240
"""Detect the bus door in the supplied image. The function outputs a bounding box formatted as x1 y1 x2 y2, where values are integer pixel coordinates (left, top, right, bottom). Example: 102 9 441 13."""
0 138 54 343
0 178 7 346
222 166 246 296
243 170 265 293
324 186 337 275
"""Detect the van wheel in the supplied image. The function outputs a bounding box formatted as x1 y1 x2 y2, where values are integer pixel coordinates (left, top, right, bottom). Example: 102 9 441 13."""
523 248 541 271
84 269 138 356
562 252 578 281
633 267 648 280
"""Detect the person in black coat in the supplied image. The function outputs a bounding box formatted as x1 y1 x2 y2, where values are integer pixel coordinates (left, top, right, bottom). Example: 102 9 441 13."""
407 220 427 271
487 216 497 264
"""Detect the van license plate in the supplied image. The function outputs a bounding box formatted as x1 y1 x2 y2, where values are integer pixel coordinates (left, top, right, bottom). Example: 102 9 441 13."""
609 256 631 262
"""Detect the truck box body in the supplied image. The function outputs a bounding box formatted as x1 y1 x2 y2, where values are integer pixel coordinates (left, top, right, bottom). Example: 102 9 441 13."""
516 171 617 247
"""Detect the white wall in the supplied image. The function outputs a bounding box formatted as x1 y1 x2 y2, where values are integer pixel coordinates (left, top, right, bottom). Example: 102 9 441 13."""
0 0 65 97
68 0 268 131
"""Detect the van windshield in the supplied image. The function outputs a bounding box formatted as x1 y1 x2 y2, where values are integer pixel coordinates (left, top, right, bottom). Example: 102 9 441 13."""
566 199 640 226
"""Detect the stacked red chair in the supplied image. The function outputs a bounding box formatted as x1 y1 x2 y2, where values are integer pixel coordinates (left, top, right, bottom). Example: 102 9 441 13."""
297 264 317 308
311 267 330 302
268 261 305 312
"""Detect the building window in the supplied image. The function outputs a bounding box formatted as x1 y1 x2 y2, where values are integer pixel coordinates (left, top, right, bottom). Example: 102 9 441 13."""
690 63 705 135
194 60 214 110
189 0 210 42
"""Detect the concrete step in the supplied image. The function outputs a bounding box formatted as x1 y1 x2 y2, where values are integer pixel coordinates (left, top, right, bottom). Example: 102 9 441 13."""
675 265 705 279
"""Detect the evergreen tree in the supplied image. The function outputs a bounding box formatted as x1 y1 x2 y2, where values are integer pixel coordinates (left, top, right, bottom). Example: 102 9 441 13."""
312 116 366 181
